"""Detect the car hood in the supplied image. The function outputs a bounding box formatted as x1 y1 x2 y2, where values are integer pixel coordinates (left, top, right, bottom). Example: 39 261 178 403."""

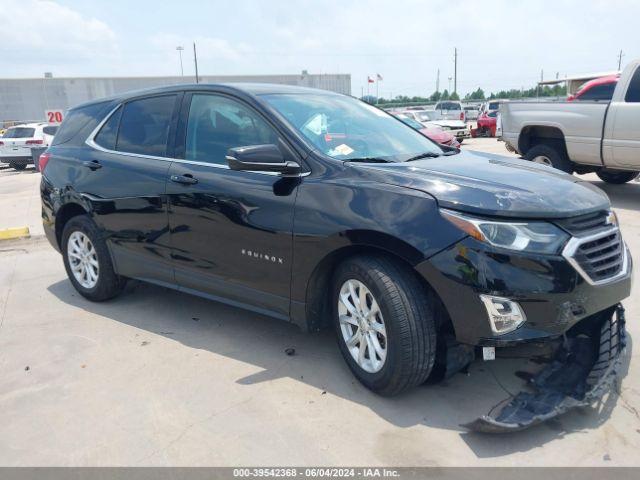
352 150 610 218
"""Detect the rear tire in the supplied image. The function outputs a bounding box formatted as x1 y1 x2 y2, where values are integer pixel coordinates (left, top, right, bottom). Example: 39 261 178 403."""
61 215 125 301
332 254 437 396
524 144 573 173
10 162 26 171
596 170 639 184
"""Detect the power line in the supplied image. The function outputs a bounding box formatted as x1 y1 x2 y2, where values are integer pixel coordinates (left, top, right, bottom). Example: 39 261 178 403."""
618 50 624 70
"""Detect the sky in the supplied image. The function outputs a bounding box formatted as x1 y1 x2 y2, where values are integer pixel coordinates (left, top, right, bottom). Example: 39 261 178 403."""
1 0 639 98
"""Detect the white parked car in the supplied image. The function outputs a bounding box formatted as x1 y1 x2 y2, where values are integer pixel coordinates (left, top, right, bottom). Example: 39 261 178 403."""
0 123 58 170
401 110 470 142
434 101 466 122
463 104 480 121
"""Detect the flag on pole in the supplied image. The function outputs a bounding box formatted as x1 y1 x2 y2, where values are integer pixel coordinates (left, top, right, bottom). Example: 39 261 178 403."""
367 76 375 83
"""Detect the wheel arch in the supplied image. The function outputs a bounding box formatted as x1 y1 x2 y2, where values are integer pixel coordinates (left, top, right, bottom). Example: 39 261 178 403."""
518 125 568 157
302 235 455 339
55 202 90 248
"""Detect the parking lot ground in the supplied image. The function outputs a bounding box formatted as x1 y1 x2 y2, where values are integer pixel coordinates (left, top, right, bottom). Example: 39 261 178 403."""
1 138 639 466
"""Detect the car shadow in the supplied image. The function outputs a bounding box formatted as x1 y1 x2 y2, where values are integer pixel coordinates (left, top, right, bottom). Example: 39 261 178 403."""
589 178 640 212
46 276 632 455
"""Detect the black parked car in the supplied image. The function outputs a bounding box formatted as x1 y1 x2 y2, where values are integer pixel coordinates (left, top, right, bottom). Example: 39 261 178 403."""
40 84 631 431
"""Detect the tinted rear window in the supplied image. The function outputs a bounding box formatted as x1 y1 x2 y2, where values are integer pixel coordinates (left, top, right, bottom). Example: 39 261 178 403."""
42 126 58 135
578 83 616 101
116 95 176 157
625 67 640 102
94 106 123 150
488 102 499 110
51 101 109 146
438 102 461 111
3 127 35 138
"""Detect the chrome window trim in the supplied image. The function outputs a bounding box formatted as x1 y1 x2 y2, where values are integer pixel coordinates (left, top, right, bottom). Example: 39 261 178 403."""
85 103 309 177
561 227 630 286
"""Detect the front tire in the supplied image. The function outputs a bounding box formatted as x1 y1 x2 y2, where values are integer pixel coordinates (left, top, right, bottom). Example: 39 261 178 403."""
596 170 639 184
524 144 573 173
61 215 125 301
332 255 436 396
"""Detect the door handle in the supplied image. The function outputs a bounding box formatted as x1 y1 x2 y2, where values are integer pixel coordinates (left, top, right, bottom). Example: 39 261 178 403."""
170 174 198 185
82 160 102 170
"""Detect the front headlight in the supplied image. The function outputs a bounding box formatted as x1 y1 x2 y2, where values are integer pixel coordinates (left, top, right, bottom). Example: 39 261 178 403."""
440 209 570 254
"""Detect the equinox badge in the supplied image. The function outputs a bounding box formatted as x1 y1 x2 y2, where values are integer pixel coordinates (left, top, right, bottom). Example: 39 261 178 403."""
241 249 283 264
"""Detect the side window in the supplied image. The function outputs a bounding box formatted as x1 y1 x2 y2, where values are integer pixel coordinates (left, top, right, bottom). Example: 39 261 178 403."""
625 67 640 103
94 106 122 150
185 94 279 165
116 95 176 157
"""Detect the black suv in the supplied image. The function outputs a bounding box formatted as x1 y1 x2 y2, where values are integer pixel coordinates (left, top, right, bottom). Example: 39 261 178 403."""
40 84 631 428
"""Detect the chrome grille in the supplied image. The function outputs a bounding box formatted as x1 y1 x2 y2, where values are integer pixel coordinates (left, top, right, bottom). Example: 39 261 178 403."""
563 228 627 285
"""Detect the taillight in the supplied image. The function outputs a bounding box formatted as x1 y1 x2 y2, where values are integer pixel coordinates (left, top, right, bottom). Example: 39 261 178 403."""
26 139 44 145
460 111 465 121
0 141 4 146
39 152 51 172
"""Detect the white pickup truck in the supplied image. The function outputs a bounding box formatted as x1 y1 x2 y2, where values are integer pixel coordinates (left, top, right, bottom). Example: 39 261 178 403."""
501 59 640 184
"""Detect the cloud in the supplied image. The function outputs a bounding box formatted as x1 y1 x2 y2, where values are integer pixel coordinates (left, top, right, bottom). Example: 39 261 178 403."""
0 0 118 74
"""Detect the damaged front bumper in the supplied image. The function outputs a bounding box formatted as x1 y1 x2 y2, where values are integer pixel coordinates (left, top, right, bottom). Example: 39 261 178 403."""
464 304 627 433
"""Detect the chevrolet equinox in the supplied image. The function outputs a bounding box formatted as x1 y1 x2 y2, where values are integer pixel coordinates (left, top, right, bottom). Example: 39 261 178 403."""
40 85 631 431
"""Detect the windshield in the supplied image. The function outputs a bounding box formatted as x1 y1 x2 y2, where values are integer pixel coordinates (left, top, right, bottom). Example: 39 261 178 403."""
3 127 35 138
261 94 442 161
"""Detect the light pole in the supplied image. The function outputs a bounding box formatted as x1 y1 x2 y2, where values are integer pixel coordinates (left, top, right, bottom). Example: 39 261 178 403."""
176 46 184 77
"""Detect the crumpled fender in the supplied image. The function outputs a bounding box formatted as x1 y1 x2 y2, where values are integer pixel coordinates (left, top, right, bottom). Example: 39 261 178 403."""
464 304 627 433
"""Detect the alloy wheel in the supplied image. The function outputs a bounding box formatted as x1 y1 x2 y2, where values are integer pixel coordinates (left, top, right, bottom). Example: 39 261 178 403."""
532 155 552 166
67 231 99 289
338 279 387 373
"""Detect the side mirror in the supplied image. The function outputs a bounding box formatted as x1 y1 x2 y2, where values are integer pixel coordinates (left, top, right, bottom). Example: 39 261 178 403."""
226 144 301 175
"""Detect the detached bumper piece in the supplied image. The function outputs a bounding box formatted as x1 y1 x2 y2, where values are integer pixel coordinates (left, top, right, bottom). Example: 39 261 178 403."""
464 304 627 433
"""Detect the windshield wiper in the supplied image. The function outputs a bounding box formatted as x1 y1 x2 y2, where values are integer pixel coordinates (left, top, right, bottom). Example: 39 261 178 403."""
344 157 393 163
405 152 442 162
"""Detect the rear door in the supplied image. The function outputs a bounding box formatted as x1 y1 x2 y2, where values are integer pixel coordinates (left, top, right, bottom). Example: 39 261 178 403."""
81 93 181 283
166 92 300 319
604 65 640 169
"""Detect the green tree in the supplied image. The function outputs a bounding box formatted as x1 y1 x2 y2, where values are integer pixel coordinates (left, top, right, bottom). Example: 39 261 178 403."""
450 91 460 101
429 91 442 102
440 89 450 101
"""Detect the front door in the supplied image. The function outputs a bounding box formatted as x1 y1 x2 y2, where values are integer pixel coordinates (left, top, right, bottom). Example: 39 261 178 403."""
604 65 640 169
166 92 301 319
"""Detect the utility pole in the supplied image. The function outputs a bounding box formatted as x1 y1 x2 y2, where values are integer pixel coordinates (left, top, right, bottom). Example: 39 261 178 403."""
436 68 440 93
453 47 457 94
618 50 624 70
176 46 184 77
193 42 199 84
